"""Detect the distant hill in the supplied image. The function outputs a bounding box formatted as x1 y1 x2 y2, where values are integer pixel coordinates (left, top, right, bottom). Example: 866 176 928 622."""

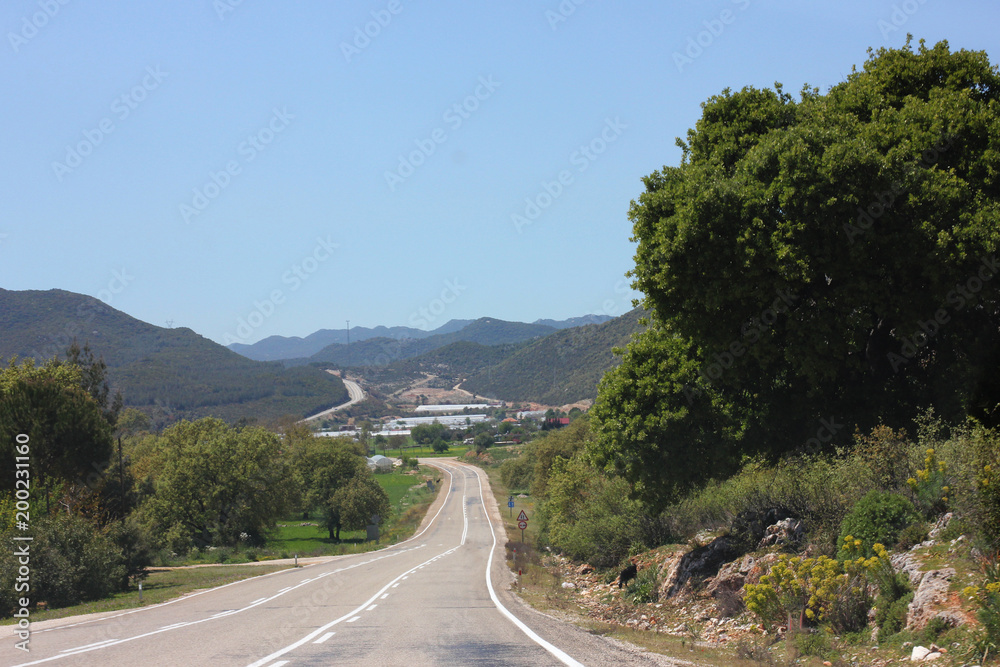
228 319 476 361
462 308 646 405
228 315 611 362
532 314 614 329
303 317 556 367
0 289 348 426
351 309 646 406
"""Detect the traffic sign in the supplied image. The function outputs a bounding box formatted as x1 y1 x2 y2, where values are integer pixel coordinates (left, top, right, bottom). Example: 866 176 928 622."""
508 500 514 508
517 510 528 522
517 520 527 530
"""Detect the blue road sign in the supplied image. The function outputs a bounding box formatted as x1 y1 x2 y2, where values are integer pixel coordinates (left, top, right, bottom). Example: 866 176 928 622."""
508 500 514 508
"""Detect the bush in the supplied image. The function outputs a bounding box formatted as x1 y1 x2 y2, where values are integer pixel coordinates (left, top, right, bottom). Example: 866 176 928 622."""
538 456 644 567
624 565 660 604
838 491 920 559
661 453 877 553
906 448 951 517
499 446 535 492
964 554 1000 663
30 513 126 608
875 591 913 639
430 439 449 453
896 521 929 550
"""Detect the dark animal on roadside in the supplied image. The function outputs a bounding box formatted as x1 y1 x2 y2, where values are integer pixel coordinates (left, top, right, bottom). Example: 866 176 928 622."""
618 563 638 589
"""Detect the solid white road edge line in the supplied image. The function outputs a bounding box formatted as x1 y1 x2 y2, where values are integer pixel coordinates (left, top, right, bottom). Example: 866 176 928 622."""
469 461 586 667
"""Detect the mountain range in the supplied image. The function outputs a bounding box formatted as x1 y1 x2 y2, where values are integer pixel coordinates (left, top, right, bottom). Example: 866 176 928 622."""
228 315 612 362
0 287 641 422
0 288 348 427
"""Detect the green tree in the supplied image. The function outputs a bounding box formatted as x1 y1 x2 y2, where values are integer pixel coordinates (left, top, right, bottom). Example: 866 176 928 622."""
593 39 1000 506
65 341 122 428
325 473 389 540
0 359 114 511
411 421 448 445
474 432 494 454
137 418 290 548
301 439 369 515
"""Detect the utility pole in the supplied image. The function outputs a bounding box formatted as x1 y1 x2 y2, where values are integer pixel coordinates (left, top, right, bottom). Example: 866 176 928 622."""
346 320 350 345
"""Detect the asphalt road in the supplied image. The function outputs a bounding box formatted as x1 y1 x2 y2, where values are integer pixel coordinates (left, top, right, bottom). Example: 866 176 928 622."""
301 375 365 422
3 460 691 667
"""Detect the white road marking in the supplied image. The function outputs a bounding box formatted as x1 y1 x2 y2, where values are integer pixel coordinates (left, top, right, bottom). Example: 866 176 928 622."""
278 587 291 593
470 463 585 667
347 616 361 623
60 639 116 653
268 662 290 667
313 632 335 644
380 593 389 599
366 604 377 611
251 597 267 605
159 623 188 631
392 583 400 588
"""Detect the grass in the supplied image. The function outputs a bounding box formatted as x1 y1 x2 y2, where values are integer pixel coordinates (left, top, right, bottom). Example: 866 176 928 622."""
5 466 446 624
0 564 292 626
193 466 443 562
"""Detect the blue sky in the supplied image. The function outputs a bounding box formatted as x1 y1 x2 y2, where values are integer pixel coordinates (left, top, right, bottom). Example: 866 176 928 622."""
1 1 997 345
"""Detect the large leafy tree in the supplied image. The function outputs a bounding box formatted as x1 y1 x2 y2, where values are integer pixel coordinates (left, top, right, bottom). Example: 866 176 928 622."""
325 474 389 541
592 40 1000 508
138 418 290 547
0 359 113 509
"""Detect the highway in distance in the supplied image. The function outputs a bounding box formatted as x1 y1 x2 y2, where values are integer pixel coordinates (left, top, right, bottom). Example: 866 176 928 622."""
4 459 689 666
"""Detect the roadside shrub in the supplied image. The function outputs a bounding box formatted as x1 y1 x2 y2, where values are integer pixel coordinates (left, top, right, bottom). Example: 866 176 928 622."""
31 513 126 607
539 456 644 567
499 446 535 493
964 553 1000 663
430 439 449 453
662 453 875 553
793 628 832 658
837 491 920 559
895 521 929 550
907 448 951 517
875 591 914 639
854 424 914 491
745 540 888 633
972 427 1000 547
624 565 660 604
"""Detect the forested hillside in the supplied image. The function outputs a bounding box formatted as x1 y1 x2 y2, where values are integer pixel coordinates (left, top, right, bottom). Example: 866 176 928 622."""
0 288 348 425
462 309 645 404
345 310 645 405
303 317 555 367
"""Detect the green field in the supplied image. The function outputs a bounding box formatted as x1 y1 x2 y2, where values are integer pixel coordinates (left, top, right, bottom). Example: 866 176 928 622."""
266 466 441 558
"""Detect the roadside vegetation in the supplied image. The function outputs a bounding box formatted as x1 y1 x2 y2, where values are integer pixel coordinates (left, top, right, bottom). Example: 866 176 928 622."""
0 353 441 620
473 39 1000 665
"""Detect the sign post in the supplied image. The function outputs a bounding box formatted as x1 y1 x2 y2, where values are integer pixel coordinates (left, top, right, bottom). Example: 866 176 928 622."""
508 496 514 517
517 510 528 544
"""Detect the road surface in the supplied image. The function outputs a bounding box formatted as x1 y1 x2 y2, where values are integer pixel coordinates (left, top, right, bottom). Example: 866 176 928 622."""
300 375 365 422
3 460 691 666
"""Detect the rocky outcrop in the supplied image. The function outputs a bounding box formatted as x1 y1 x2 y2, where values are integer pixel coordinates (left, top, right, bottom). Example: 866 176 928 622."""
906 568 955 631
758 518 804 549
662 535 743 597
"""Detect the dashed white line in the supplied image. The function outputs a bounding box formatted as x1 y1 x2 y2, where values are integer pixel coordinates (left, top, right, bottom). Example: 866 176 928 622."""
60 639 117 653
346 616 361 623
380 593 389 599
313 632 336 644
366 604 377 611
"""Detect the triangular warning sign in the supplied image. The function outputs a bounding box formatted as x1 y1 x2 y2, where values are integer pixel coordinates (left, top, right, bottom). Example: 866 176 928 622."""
517 510 528 521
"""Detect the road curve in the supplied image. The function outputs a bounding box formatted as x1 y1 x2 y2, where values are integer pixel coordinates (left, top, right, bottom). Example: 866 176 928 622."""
3 459 692 666
300 375 365 422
